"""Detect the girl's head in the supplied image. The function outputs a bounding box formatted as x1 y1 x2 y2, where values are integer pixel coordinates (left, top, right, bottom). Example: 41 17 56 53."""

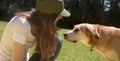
16 0 71 60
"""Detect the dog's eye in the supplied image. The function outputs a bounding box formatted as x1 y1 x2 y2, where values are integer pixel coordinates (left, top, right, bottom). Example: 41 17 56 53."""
74 28 79 32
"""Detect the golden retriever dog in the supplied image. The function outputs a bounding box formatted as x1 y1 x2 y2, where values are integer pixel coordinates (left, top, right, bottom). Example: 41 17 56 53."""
64 23 120 61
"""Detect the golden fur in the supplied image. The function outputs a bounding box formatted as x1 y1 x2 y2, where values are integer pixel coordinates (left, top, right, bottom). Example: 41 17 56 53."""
16 9 58 61
64 23 120 61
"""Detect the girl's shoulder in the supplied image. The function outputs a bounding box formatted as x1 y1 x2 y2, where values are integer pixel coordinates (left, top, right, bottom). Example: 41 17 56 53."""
9 16 31 30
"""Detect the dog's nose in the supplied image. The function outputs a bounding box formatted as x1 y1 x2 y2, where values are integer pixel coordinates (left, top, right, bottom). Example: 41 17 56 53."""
63 34 67 37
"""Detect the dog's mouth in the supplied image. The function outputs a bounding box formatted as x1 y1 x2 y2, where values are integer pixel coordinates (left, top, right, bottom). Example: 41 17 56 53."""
64 36 78 43
64 38 78 43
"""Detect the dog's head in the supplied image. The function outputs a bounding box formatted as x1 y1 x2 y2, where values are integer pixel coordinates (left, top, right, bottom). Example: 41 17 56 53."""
64 23 100 46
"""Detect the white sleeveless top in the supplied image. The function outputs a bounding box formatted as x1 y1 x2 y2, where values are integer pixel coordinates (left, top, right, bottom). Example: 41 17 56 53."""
0 16 36 61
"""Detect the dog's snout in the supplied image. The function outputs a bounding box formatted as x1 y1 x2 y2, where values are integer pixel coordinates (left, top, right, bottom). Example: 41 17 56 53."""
64 34 67 37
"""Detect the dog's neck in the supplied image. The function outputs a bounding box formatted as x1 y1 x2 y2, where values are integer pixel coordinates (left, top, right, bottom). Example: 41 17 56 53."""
90 24 101 51
90 39 98 51
90 24 111 53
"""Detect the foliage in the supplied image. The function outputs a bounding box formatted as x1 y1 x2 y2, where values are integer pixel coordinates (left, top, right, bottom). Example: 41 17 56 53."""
0 0 36 20
61 0 120 28
0 0 120 28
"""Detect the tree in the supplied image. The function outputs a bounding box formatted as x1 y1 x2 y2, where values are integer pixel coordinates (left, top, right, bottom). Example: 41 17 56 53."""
59 0 105 28
59 0 120 28
0 0 10 20
1 0 120 28
102 0 120 27
0 0 36 20
79 0 104 23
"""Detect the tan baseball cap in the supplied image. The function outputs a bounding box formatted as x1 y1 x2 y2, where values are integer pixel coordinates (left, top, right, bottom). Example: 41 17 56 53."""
36 0 71 17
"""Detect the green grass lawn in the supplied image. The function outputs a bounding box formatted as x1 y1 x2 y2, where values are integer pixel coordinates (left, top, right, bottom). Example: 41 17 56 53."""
0 21 8 39
0 21 105 61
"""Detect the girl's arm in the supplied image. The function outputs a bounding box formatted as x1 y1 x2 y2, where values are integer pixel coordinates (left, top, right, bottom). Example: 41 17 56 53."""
12 41 26 61
10 16 30 61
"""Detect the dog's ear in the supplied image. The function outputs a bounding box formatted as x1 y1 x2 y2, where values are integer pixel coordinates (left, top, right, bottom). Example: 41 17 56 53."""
86 25 100 40
80 25 100 40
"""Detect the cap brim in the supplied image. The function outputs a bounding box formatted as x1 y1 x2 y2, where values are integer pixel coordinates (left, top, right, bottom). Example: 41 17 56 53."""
60 9 71 17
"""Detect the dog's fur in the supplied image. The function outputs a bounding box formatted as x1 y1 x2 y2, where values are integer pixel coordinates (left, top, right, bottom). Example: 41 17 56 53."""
64 23 120 61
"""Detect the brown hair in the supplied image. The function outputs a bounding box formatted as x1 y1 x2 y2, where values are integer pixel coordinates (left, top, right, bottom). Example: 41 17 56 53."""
16 9 59 61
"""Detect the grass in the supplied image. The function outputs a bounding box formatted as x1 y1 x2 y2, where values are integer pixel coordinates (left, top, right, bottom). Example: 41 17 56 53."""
0 21 8 39
0 21 105 61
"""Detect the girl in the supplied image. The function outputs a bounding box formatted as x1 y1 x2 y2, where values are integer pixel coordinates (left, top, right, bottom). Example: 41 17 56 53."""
0 0 70 61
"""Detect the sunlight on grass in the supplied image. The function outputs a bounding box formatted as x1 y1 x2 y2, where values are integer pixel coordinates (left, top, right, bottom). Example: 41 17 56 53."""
0 21 105 61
